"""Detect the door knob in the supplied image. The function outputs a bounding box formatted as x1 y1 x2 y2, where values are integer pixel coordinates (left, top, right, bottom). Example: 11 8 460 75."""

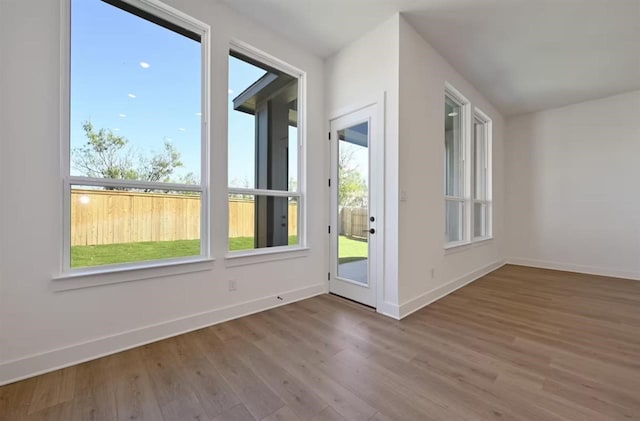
369 228 375 234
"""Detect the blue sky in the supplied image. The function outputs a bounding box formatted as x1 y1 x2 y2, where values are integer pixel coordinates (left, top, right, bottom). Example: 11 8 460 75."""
71 0 297 187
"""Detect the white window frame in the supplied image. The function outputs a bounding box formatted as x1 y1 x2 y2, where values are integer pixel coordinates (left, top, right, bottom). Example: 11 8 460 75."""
472 108 493 241
226 41 306 259
59 0 212 276
444 82 471 248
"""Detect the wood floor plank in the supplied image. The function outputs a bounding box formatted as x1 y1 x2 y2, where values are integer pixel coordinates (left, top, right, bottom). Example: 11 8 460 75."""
253 333 377 421
211 403 255 421
232 337 326 420
106 349 163 421
2 265 640 420
319 348 444 421
0 376 39 421
171 334 241 419
70 358 117 421
309 406 346 421
158 391 210 421
198 329 285 420
24 402 73 421
261 406 301 421
27 366 76 415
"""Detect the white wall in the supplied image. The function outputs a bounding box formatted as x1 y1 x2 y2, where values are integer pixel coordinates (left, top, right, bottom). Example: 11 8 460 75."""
396 16 506 317
505 90 640 279
0 0 326 385
325 15 401 316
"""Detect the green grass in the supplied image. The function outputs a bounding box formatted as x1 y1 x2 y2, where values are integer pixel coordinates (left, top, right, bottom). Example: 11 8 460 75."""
338 235 368 265
71 235 366 268
71 236 299 268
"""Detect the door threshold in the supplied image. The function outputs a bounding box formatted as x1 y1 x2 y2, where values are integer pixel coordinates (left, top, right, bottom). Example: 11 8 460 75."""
328 293 376 312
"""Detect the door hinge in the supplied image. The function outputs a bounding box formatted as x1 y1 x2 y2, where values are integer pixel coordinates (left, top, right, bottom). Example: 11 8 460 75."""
328 225 331 234
328 131 331 140
328 272 330 281
328 178 331 187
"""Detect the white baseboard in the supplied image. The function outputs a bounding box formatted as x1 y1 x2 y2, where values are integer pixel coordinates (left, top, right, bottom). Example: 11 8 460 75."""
0 283 327 386
506 257 640 281
376 301 401 320
398 260 506 319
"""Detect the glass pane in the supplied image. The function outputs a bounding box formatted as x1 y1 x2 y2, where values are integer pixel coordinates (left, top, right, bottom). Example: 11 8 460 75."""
474 202 490 238
70 0 202 184
71 186 201 268
337 122 369 285
228 194 298 251
228 54 298 191
445 96 463 197
473 119 487 200
445 200 464 243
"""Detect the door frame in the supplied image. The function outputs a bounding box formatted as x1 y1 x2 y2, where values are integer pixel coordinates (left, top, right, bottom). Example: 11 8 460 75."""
328 94 385 309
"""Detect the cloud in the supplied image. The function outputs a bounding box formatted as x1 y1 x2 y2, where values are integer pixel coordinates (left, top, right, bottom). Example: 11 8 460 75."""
128 93 136 98
139 61 150 69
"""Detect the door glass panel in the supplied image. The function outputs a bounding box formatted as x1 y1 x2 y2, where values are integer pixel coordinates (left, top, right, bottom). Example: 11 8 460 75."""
337 122 369 285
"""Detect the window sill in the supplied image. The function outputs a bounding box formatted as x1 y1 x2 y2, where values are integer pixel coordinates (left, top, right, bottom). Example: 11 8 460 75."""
52 257 215 292
225 246 310 267
444 237 494 255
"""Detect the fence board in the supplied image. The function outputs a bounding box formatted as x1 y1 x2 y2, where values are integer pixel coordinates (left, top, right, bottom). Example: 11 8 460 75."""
339 207 368 240
71 190 297 246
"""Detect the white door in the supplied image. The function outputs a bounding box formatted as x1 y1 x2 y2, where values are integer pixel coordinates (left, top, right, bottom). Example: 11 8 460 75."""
329 105 381 308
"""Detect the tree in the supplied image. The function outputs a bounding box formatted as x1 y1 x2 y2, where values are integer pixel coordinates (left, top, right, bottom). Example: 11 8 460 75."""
72 121 186 189
338 146 367 208
229 176 253 200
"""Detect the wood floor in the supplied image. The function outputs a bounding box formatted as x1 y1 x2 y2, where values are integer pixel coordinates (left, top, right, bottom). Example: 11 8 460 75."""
2 264 640 421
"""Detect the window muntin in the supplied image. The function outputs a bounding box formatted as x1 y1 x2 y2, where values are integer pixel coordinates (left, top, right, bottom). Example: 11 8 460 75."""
65 0 209 271
227 49 303 253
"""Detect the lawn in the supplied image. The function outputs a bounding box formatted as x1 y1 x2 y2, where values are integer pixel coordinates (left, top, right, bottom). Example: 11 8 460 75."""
338 235 368 264
71 236 298 268
71 235 367 268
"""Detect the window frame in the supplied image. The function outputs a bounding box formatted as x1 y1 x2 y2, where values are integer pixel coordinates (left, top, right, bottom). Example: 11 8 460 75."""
444 82 471 248
472 107 493 242
226 41 307 259
60 0 212 276
443 83 493 250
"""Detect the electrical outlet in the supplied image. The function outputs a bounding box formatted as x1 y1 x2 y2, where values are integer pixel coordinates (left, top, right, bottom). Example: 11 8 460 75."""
228 279 237 291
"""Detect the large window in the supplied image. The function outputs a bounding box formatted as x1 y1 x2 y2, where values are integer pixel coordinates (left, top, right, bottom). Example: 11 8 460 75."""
444 86 469 245
473 111 492 240
227 48 303 253
65 0 209 271
444 83 492 247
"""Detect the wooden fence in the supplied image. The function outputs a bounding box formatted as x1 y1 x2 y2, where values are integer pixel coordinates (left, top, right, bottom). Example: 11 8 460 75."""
339 207 368 239
228 197 298 238
71 189 297 246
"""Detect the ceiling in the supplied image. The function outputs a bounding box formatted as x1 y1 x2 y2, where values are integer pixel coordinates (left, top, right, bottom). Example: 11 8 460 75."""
223 0 640 116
